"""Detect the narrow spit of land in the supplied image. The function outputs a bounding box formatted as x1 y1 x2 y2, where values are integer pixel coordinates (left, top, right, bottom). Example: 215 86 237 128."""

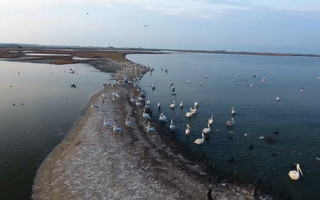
0 46 270 199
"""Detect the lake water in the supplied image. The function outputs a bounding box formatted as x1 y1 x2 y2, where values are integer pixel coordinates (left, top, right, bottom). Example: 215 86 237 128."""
127 53 320 200
0 61 110 199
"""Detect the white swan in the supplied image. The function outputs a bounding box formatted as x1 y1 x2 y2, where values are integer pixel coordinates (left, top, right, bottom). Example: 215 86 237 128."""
179 100 183 108
103 117 112 127
208 114 214 125
194 133 205 145
125 116 134 126
146 122 155 132
170 100 175 109
202 123 211 134
159 113 167 122
91 104 98 109
143 108 151 119
190 107 197 115
185 124 191 135
146 97 151 105
288 163 303 180
169 119 175 131
130 96 136 103
185 111 193 118
231 107 236 115
112 122 122 132
194 101 198 108
226 118 235 127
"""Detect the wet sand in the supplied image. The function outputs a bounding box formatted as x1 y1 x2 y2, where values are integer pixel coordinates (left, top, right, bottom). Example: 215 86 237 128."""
32 58 270 200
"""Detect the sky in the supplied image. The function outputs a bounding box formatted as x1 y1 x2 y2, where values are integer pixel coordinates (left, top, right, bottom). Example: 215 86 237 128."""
1 0 320 54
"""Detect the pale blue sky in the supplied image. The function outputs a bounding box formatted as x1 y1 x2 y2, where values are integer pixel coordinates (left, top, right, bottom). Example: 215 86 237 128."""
1 0 320 53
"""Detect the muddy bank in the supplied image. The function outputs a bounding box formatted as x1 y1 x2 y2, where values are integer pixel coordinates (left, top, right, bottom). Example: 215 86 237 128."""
32 58 270 199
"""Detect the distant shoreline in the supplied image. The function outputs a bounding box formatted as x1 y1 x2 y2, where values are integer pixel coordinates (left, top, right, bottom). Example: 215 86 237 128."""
1 44 320 61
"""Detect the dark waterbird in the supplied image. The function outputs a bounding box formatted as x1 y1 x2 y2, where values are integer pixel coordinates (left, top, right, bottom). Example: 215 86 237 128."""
274 130 280 134
70 84 76 88
249 144 254 150
227 157 235 163
264 136 275 144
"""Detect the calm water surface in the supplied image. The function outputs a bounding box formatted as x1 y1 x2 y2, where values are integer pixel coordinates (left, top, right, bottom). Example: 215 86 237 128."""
0 61 110 199
127 53 320 200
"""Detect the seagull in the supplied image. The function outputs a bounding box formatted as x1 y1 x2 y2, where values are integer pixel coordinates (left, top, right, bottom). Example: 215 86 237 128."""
288 163 303 180
194 133 205 145
186 80 191 84
250 83 253 87
275 96 280 102
157 102 161 109
300 87 304 93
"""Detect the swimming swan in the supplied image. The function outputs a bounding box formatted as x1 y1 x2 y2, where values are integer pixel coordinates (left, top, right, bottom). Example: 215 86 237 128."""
194 133 205 145
288 163 303 180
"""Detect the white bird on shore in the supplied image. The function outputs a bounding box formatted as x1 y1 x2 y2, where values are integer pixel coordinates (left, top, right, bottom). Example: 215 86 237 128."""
185 124 191 135
194 133 205 145
231 107 236 115
146 122 155 132
91 104 98 109
288 163 303 180
146 97 151 105
169 119 175 131
143 108 151 119
125 116 134 126
202 123 211 134
103 117 112 127
130 96 136 103
226 118 235 127
159 113 167 122
208 114 214 125
112 122 122 132
170 100 175 109
180 100 183 108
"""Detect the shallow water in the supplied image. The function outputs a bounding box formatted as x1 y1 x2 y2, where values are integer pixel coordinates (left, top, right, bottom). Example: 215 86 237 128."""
0 61 110 199
127 53 320 199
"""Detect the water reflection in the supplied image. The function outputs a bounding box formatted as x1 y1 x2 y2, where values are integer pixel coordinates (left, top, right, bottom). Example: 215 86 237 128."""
0 61 110 199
